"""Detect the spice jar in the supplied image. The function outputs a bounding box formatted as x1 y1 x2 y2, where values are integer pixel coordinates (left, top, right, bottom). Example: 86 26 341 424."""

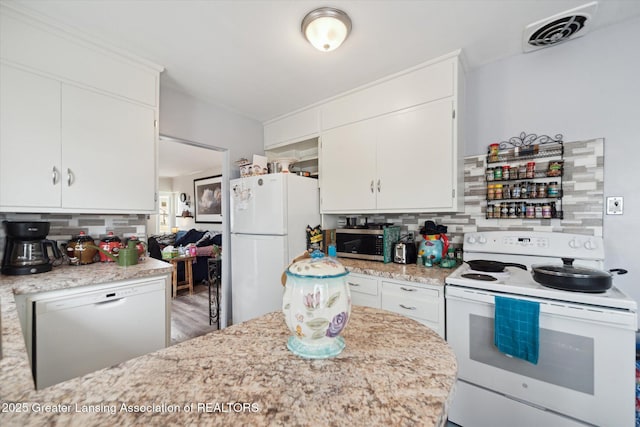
489 143 500 162
537 182 547 198
493 204 501 218
508 203 517 218
494 184 503 200
542 203 552 219
487 184 495 200
500 203 508 218
520 182 528 199
526 162 536 179
547 181 559 197
535 203 543 219
519 164 527 179
510 166 518 180
502 165 510 180
528 182 537 198
511 182 521 199
494 167 503 180
486 168 494 181
526 203 535 218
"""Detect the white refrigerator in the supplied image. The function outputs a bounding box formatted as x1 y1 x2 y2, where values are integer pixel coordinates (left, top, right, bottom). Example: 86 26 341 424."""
230 173 320 324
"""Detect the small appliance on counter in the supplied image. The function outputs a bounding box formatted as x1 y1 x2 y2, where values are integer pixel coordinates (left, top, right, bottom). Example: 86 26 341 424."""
394 234 417 264
1 221 62 275
335 223 400 263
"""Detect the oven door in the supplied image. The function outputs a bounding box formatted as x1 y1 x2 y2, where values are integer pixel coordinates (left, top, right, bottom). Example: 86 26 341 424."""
445 285 636 427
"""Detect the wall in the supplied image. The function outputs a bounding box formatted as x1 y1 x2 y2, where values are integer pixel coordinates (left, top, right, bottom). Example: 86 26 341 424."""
159 85 263 172
464 17 640 308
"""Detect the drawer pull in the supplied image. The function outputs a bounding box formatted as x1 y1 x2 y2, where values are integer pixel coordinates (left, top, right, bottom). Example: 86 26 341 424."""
400 287 417 292
399 304 416 310
348 282 360 287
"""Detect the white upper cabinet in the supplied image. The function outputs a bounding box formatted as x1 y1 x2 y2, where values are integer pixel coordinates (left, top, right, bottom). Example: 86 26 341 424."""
320 120 378 211
264 107 320 149
0 3 162 213
0 64 62 209
321 99 457 214
320 51 464 214
61 85 156 211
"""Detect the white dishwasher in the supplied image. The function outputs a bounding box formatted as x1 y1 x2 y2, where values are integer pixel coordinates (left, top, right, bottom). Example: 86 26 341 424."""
24 277 167 389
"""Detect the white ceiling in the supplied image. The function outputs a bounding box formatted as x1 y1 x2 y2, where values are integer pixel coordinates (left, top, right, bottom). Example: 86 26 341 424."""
13 0 640 123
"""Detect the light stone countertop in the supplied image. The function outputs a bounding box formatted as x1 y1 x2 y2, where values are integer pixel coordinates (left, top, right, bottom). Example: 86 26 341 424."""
338 258 462 286
0 258 173 403
1 306 457 426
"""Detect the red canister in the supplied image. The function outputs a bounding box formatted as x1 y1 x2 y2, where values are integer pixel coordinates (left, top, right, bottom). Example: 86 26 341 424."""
99 231 121 262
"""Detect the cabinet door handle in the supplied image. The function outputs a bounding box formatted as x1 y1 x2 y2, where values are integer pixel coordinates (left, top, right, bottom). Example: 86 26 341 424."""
52 166 59 185
347 282 360 287
67 168 74 186
399 304 417 310
377 179 381 192
370 180 374 193
400 287 417 292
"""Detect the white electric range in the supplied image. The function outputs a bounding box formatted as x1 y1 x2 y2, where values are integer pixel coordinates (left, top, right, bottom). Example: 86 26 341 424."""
445 231 637 427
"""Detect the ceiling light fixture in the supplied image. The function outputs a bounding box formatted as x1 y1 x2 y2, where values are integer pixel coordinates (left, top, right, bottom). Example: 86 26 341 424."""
301 7 352 52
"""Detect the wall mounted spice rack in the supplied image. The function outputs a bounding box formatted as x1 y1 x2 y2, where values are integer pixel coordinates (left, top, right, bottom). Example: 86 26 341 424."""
485 133 564 220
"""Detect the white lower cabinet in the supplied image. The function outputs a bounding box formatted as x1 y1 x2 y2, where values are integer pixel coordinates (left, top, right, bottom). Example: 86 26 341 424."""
347 272 381 308
381 279 445 338
347 271 445 338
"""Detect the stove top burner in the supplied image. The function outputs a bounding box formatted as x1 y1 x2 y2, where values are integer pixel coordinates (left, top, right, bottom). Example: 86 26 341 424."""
461 273 498 281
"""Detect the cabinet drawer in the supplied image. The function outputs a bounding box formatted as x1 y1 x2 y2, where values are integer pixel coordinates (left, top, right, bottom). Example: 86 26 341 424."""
346 274 379 296
381 281 440 323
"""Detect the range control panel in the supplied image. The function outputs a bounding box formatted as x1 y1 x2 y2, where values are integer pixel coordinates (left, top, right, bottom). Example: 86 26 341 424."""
464 231 604 260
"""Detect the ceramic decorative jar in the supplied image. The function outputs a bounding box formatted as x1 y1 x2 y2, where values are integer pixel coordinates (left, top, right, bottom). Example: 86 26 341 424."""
282 251 351 359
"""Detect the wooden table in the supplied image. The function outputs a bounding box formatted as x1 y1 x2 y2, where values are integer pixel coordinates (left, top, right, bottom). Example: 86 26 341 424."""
169 255 195 297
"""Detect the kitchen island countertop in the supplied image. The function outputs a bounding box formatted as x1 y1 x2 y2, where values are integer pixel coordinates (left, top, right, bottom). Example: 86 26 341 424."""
338 258 460 286
1 306 456 426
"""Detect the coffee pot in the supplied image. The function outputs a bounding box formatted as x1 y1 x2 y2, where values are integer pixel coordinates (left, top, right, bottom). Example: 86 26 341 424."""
1 221 63 275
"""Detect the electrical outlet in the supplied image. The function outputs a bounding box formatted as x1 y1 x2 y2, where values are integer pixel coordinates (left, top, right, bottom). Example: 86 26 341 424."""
606 196 623 215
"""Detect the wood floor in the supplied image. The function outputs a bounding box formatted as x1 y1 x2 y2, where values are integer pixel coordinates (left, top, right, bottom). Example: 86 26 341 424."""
170 282 219 345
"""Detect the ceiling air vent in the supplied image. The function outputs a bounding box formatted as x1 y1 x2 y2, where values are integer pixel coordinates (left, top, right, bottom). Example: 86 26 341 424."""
523 1 598 52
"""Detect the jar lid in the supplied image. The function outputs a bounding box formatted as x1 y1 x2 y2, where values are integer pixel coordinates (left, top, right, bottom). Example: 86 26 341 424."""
73 231 94 242
286 250 348 279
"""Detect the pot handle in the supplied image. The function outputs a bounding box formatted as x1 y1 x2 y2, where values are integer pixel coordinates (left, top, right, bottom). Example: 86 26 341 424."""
609 268 628 275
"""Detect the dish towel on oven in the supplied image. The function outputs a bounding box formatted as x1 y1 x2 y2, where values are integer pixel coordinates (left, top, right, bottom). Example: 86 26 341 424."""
494 296 540 364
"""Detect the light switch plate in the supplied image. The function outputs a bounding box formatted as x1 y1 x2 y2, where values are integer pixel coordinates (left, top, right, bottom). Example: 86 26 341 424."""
606 196 623 215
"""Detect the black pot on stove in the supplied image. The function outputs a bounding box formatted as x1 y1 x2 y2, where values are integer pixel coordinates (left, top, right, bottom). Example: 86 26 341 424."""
531 258 627 293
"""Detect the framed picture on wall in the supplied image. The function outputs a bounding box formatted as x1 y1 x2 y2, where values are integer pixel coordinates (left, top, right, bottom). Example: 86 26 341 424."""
194 175 222 223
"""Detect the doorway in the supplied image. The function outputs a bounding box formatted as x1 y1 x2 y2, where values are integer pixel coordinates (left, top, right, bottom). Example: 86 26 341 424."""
155 134 231 331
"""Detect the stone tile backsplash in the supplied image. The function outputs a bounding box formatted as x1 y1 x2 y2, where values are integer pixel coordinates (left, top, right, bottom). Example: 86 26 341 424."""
0 213 147 260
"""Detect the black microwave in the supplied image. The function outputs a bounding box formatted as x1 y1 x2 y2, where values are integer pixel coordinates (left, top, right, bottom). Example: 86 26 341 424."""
335 226 400 263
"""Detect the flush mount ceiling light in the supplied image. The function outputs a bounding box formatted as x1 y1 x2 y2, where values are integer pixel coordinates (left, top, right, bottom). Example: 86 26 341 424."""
301 7 352 52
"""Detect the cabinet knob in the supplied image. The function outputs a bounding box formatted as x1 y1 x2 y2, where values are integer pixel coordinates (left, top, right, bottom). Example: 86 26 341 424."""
400 287 417 292
67 168 74 186
377 179 381 192
347 282 360 287
370 180 374 193
399 304 417 310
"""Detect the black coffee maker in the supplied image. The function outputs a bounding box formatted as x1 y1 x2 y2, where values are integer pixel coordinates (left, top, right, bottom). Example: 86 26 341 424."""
1 221 62 275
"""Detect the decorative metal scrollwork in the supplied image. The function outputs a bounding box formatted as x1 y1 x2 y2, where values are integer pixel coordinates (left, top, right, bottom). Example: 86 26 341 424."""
499 132 563 150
